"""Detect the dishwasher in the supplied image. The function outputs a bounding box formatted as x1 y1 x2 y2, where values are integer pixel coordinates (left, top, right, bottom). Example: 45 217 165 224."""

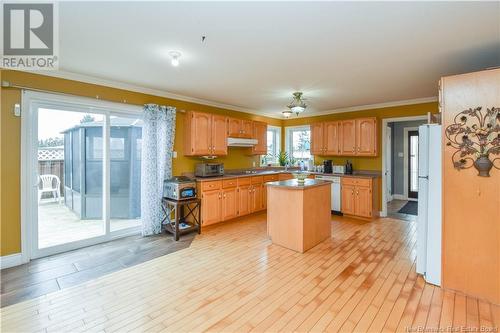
315 175 342 215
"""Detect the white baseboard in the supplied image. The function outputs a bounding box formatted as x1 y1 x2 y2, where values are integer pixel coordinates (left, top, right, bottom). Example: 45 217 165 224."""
392 194 407 200
0 253 25 269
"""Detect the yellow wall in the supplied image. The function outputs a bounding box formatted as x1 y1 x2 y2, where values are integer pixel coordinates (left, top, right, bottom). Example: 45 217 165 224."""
0 70 281 256
283 103 437 170
0 69 437 256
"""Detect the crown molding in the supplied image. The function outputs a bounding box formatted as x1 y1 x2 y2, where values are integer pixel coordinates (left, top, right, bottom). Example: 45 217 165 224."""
21 70 437 120
288 96 438 119
22 69 265 116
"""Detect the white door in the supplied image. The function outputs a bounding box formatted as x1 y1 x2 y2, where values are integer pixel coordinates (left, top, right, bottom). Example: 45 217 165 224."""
385 126 392 201
23 91 142 259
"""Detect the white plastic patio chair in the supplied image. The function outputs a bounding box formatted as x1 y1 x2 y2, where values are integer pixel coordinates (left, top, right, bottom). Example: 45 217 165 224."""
38 174 62 204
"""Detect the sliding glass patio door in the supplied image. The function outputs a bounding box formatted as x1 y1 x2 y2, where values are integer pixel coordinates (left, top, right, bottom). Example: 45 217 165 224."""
23 91 143 259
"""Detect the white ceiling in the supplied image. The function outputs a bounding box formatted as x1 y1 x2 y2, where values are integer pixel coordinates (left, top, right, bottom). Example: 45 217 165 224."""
55 1 500 117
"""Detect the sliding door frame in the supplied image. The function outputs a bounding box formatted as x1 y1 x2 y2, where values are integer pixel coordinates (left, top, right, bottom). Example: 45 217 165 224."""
21 91 143 260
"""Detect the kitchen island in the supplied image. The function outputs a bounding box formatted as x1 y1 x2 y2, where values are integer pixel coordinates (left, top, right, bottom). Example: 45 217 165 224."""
266 179 331 253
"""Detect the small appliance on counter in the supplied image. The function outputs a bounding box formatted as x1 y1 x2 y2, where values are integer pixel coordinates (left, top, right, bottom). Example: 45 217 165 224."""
195 163 224 177
345 160 353 174
332 165 346 174
163 176 197 201
323 160 333 174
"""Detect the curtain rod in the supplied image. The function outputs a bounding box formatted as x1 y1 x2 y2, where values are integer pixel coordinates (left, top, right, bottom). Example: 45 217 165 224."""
1 80 186 113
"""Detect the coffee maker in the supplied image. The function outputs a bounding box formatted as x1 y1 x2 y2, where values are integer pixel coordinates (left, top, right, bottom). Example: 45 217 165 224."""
323 160 333 174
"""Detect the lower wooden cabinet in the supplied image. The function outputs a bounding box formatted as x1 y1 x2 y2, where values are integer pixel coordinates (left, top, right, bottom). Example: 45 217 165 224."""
201 190 222 226
340 177 379 219
221 187 238 220
199 175 266 225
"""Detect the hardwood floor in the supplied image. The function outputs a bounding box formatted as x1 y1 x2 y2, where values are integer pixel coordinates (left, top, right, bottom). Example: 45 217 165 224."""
0 213 498 332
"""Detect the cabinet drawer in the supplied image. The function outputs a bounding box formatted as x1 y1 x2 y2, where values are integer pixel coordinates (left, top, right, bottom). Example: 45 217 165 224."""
201 180 222 191
341 177 372 187
355 178 372 187
263 174 279 182
237 177 251 186
251 176 264 184
222 178 238 188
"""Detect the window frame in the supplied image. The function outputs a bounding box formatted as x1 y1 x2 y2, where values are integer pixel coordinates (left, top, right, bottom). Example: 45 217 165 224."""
264 125 281 165
285 125 312 162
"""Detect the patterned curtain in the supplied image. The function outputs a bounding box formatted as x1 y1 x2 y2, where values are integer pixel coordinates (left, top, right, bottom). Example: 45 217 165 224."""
141 104 176 236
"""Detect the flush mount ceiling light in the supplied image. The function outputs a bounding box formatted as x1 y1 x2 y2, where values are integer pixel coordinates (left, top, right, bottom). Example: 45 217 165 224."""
168 51 182 67
282 110 293 118
287 92 307 115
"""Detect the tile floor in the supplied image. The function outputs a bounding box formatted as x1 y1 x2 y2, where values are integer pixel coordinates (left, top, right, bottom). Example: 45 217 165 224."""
0 232 195 307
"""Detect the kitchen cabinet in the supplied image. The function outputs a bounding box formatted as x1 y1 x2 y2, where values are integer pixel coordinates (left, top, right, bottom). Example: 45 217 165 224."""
238 185 251 216
221 187 238 221
340 120 356 155
355 118 377 156
251 121 267 155
311 117 377 157
251 184 263 212
324 121 340 155
185 111 227 156
311 121 341 156
311 123 324 155
340 177 379 219
227 117 253 138
201 189 222 225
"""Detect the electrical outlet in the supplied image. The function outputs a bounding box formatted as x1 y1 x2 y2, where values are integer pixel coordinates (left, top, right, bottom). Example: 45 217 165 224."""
252 161 256 167
173 151 177 158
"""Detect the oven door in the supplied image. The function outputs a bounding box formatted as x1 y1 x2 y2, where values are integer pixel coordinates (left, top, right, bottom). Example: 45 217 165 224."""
179 187 196 200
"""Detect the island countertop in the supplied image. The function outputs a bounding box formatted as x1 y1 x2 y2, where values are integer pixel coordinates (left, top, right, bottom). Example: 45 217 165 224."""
265 179 331 189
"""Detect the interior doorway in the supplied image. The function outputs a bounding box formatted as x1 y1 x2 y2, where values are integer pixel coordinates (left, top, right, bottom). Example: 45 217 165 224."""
381 115 427 217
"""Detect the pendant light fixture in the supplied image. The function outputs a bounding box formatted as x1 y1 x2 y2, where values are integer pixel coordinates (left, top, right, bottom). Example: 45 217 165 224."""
286 92 307 116
282 110 293 118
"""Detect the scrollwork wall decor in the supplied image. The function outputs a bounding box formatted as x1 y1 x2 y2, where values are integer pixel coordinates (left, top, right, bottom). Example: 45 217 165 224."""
445 106 500 177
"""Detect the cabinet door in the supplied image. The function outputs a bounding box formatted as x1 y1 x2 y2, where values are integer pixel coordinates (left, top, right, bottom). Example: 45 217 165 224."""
310 122 324 156
252 121 267 155
227 118 241 137
341 184 355 215
222 188 238 221
251 185 263 212
355 186 372 218
238 185 251 216
324 121 340 155
190 112 212 155
201 190 221 225
340 120 356 155
356 118 377 156
212 115 228 155
241 120 253 139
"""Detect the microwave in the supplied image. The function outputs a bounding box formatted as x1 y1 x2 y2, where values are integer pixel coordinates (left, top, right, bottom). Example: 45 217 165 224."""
195 163 224 177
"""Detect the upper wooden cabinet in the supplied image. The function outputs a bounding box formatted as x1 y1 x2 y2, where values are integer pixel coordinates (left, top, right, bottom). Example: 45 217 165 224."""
355 118 377 156
310 122 324 155
324 121 341 155
251 121 267 155
212 115 228 155
227 117 253 138
340 120 356 155
311 117 377 157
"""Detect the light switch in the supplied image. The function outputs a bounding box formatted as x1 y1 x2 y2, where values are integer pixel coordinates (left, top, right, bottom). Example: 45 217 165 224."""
172 151 177 158
398 152 404 157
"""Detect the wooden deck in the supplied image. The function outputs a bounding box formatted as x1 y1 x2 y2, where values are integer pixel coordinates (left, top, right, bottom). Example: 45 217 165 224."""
1 213 498 332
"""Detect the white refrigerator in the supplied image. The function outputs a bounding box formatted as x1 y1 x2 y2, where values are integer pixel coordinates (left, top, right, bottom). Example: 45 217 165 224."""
416 124 442 286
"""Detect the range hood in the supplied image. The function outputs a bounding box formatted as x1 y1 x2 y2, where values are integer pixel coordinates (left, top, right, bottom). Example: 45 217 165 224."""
227 137 258 147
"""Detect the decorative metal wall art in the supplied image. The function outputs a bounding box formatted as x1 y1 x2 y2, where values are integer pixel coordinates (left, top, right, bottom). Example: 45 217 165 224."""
445 106 500 177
